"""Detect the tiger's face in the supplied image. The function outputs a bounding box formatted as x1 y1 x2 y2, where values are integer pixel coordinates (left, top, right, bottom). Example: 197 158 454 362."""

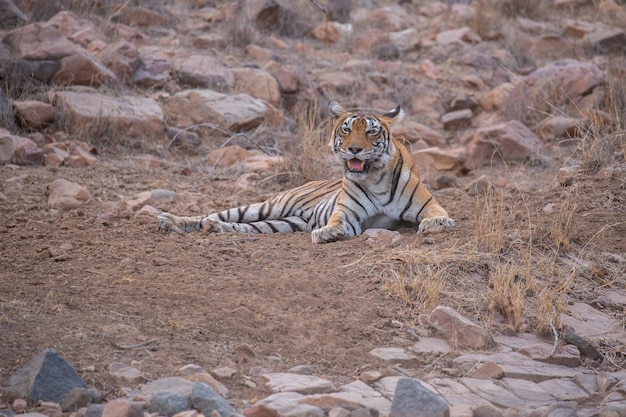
329 101 404 181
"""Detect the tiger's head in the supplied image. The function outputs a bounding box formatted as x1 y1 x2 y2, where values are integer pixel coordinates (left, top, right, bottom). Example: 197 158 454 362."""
329 101 404 181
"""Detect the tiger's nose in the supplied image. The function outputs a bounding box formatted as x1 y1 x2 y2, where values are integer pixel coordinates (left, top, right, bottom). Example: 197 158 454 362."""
348 146 363 154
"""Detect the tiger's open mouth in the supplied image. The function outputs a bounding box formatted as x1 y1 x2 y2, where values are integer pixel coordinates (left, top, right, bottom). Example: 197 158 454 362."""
346 158 369 173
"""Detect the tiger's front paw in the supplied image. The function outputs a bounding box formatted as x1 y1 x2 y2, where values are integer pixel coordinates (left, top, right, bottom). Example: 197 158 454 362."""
311 226 345 244
418 216 455 234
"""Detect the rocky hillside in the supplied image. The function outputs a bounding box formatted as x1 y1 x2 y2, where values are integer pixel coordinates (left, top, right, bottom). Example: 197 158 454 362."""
1 0 625 417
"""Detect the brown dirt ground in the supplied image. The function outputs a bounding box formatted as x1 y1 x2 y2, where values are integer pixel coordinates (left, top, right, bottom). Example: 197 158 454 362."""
1 154 625 408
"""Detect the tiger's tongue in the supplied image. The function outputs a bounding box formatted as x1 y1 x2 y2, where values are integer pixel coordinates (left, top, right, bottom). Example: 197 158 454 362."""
348 159 364 171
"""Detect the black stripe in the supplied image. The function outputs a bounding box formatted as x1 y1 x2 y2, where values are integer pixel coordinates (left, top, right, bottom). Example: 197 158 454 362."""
282 218 301 232
399 182 420 219
266 221 279 233
397 165 415 197
415 196 433 223
249 223 262 233
338 202 360 222
342 187 368 213
259 202 272 220
237 206 245 222
345 218 357 236
374 170 387 185
218 211 227 221
384 154 404 206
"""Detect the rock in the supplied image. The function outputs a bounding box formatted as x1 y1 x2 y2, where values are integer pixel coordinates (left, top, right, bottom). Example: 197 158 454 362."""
0 132 44 165
243 404 282 417
66 147 97 167
469 362 504 380
247 0 319 38
428 306 493 350
149 392 190 417
436 27 481 45
264 373 336 395
162 89 268 132
442 109 473 130
48 179 91 209
166 127 201 153
107 362 145 385
4 21 117 86
101 399 143 417
363 229 402 248
190 382 235 417
95 40 139 82
412 337 452 354
60 387 95 412
411 147 466 178
465 175 494 196
232 67 281 106
184 373 229 398
556 166 579 186
369 347 419 367
393 120 445 147
12 101 55 129
585 29 626 53
537 116 581 140
518 343 581 367
132 46 174 88
3 349 86 403
312 22 341 43
389 378 449 417
12 398 27 412
299 380 391 416
207 145 250 169
501 60 604 124
115 6 168 27
173 55 234 89
480 83 514 112
465 121 543 169
0 0 28 28
43 152 64 168
54 91 165 142
211 367 237 380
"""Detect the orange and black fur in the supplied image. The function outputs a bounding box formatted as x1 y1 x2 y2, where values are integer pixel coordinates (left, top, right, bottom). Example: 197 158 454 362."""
157 101 454 243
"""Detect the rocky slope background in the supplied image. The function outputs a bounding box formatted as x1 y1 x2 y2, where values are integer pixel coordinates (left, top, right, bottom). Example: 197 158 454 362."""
0 0 625 417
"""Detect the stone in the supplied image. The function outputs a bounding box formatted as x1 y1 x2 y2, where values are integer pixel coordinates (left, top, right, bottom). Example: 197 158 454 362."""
427 378 485 408
232 67 281 106
13 101 55 129
501 60 604 124
166 127 201 153
95 40 139 82
537 378 590 402
60 387 94 412
48 179 91 209
54 91 165 141
173 55 234 89
140 377 195 398
585 29 626 53
469 362 504 380
162 89 268 132
66 147 98 168
243 404 282 417
537 116 581 140
459 378 525 409
299 381 391 416
0 132 44 165
499 378 555 406
264 373 336 395
191 382 235 417
556 166 579 187
258 392 304 411
12 398 27 412
453 352 580 382
561 302 626 342
0 0 28 28
132 46 174 88
393 120 445 147
465 121 543 169
362 229 402 248
149 392 190 417
412 337 452 354
184 373 229 398
480 83 514 112
436 27 481 45
428 306 493 350
107 362 145 385
3 349 86 403
207 145 251 169
519 343 581 367
411 147 466 179
369 347 419 367
101 399 143 417
284 404 324 417
389 378 449 417
442 109 473 130
312 22 341 43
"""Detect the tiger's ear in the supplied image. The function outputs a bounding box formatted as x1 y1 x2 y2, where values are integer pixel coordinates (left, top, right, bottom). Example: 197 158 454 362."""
329 101 347 120
382 105 405 125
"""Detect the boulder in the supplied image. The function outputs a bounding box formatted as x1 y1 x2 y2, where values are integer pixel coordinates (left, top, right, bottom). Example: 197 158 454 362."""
465 120 543 169
3 349 86 403
162 89 268 132
54 90 165 141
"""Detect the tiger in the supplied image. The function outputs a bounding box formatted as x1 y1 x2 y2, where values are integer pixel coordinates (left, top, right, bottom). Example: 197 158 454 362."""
157 101 455 243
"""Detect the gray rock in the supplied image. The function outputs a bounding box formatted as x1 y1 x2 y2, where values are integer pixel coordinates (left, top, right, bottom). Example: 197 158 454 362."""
191 382 235 417
3 349 86 403
84 403 105 417
389 378 449 417
149 391 190 417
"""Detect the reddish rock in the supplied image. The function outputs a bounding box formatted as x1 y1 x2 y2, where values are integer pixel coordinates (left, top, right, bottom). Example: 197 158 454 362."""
243 404 282 417
436 27 481 45
207 145 251 169
428 306 493 350
442 109 473 130
13 100 56 129
465 120 543 169
469 362 505 380
232 67 281 106
66 147 97 167
101 399 143 417
393 120 445 147
312 22 341 43
267 66 299 94
48 179 91 209
585 29 626 53
96 40 139 82
44 152 64 168
116 6 168 27
0 132 44 165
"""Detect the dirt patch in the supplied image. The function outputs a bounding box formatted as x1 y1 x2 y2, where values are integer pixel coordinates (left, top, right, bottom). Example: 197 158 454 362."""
1 157 624 406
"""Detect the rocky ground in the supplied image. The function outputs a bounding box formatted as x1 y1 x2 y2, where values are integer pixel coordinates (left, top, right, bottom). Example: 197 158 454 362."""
0 0 626 416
